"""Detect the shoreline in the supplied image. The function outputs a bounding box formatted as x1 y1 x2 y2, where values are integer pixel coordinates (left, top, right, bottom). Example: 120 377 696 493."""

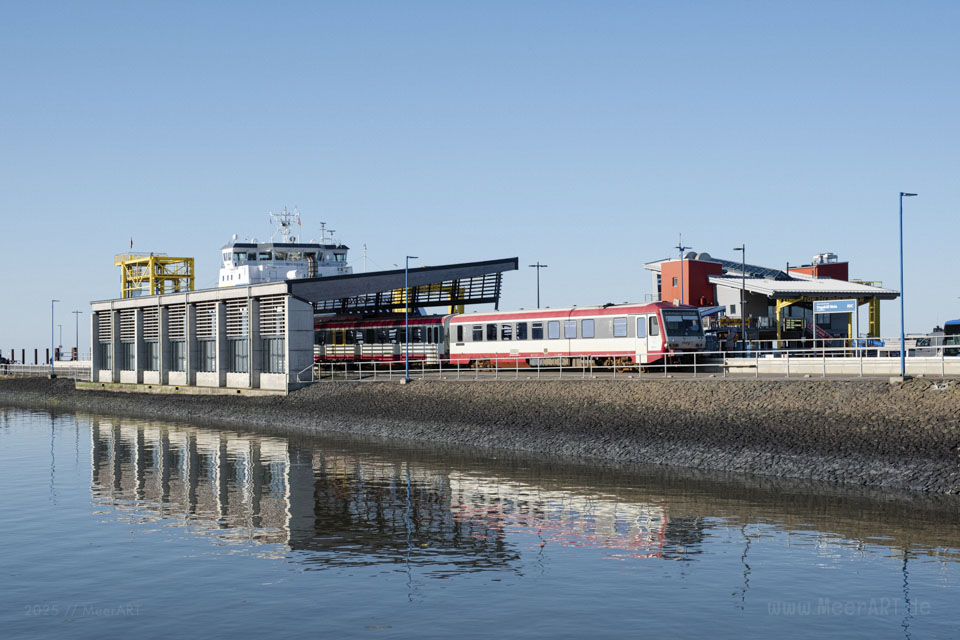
1 377 959 494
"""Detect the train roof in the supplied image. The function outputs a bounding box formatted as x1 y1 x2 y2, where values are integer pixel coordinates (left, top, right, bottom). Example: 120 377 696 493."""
449 301 696 323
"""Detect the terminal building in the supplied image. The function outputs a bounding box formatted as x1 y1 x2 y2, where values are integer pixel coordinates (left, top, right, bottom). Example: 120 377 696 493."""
643 251 899 344
89 258 518 392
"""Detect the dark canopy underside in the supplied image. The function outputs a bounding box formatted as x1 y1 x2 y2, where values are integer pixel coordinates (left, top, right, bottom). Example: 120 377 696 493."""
286 257 518 313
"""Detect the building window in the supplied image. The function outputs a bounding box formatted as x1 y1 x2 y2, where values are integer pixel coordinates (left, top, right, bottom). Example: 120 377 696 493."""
613 317 627 338
228 338 248 373
487 324 497 341
532 322 544 340
548 321 560 339
170 340 185 371
637 317 646 338
516 323 528 340
649 317 660 337
582 319 595 338
672 277 678 287
144 341 159 371
99 343 112 370
564 320 577 339
199 339 216 372
472 325 483 341
120 342 135 371
263 337 285 373
729 304 737 315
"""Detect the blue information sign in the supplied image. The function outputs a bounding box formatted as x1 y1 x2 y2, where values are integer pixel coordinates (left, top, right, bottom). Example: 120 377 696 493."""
813 299 857 314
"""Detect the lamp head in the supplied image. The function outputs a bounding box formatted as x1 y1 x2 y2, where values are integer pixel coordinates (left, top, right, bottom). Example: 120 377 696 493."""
900 192 918 197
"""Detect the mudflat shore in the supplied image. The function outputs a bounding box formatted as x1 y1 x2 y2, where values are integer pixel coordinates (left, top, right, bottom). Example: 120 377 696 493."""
1 376 959 494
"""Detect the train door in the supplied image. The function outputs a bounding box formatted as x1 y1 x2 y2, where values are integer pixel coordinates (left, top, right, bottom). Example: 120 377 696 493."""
647 314 663 361
635 315 648 363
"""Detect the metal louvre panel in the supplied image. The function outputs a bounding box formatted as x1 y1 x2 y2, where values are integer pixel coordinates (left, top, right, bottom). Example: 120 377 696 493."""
195 301 216 339
97 313 112 343
313 272 504 313
119 310 136 341
167 304 186 340
143 307 159 340
225 299 249 337
259 296 286 336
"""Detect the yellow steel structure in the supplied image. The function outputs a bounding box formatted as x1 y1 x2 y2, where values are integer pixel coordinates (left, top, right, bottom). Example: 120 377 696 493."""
775 298 803 342
850 280 882 336
114 253 195 298
391 282 466 314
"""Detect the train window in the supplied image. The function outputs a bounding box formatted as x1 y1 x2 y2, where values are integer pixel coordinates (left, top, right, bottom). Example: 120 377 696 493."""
517 323 528 340
487 324 498 341
501 324 513 341
389 328 399 343
472 325 483 341
582 319 595 338
532 322 544 340
457 325 464 342
613 317 627 337
314 331 324 345
346 330 356 344
649 316 660 337
564 320 577 339
548 321 560 339
365 329 376 344
637 317 646 338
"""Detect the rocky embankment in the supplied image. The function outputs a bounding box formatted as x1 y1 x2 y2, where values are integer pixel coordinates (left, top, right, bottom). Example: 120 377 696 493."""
1 377 959 493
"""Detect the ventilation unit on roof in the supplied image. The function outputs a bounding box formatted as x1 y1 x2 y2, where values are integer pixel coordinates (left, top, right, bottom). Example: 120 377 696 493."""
812 252 838 266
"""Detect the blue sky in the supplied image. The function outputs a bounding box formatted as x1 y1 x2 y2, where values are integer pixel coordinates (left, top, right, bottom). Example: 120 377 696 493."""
2 1 958 355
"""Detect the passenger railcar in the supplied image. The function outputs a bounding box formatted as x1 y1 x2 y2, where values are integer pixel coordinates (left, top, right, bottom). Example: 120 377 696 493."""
314 302 705 367
446 302 704 367
315 314 448 363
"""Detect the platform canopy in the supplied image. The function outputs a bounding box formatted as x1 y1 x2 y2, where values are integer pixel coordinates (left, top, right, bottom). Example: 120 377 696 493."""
286 257 519 313
707 275 899 300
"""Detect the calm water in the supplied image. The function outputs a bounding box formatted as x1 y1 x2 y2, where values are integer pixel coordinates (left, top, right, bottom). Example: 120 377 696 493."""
1 407 958 639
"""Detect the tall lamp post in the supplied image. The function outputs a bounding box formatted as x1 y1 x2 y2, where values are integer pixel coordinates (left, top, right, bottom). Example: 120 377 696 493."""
529 262 548 308
72 310 82 361
899 192 918 378
404 255 419 383
50 299 60 377
675 235 691 305
733 245 746 351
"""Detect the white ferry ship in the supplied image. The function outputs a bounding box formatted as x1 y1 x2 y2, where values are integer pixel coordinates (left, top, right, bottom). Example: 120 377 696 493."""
218 208 353 287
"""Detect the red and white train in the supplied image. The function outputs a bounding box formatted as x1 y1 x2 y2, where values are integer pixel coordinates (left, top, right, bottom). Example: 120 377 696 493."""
315 302 705 367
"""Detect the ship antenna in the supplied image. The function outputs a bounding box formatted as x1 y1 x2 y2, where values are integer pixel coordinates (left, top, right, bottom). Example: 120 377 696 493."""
269 206 300 243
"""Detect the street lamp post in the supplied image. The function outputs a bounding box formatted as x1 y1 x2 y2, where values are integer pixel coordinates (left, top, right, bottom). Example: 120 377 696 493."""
899 192 918 378
675 235 691 305
72 310 82 361
529 262 548 308
50 299 60 377
404 255 419 383
733 245 746 351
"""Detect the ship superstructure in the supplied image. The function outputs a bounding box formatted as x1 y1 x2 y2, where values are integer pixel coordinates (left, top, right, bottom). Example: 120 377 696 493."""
218 208 353 287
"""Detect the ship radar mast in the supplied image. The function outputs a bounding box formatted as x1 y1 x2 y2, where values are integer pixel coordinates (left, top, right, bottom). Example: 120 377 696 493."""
268 206 301 244
318 221 336 245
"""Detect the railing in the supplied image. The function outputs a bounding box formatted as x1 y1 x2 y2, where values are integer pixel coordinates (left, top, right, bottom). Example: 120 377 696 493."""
305 340 960 383
0 362 92 381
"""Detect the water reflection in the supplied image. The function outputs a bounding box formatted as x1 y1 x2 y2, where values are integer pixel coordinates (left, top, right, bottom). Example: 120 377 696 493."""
89 417 701 574
88 414 960 580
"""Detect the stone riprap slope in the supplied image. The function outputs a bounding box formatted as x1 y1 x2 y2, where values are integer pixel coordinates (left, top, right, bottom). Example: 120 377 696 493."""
1 377 958 493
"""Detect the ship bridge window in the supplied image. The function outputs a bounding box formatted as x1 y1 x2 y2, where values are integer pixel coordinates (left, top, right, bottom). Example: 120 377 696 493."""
334 253 346 263
258 251 272 261
222 251 231 266
304 252 316 261
233 252 249 265
274 251 288 261
287 251 303 261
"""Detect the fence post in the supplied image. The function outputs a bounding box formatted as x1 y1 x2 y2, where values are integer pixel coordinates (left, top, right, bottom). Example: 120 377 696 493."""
755 348 759 378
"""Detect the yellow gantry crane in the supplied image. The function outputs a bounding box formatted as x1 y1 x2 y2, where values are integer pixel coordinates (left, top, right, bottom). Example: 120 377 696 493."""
114 253 195 298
